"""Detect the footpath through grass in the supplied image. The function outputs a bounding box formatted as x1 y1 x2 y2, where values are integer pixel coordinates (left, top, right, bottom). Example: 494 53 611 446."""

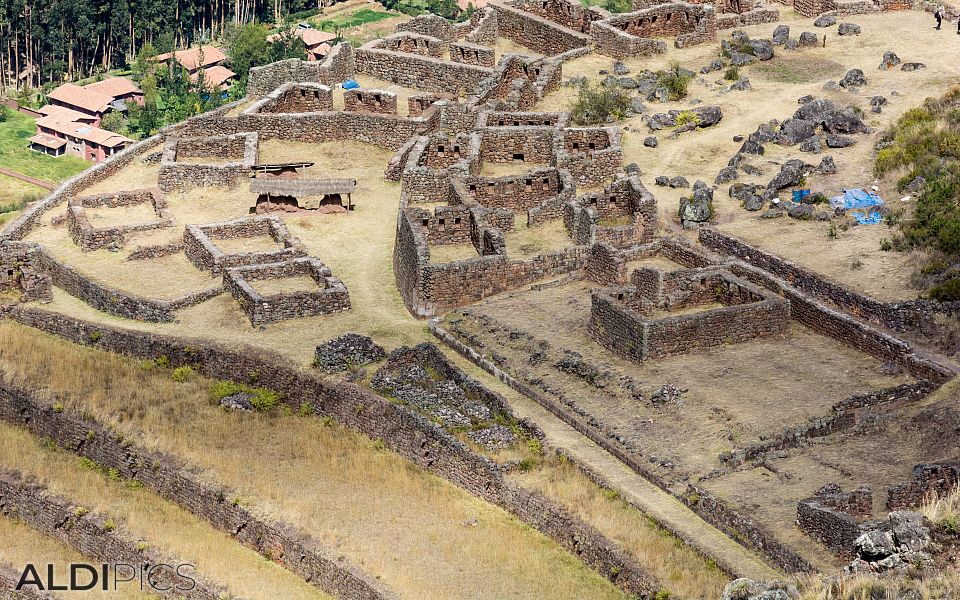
0 108 88 183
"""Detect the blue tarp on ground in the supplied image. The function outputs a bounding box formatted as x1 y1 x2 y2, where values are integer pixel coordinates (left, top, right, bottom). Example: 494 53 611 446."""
342 79 360 90
830 188 885 224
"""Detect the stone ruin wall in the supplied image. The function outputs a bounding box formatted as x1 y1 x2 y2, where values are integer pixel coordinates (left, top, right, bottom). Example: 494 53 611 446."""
565 175 658 248
557 127 623 187
449 41 497 67
247 45 356 97
2 308 660 599
253 82 334 113
0 382 395 600
797 484 874 555
356 39 494 94
343 89 399 115
466 8 500 45
508 0 610 33
379 32 446 57
490 0 592 55
599 2 717 50
402 133 481 204
887 463 960 510
478 110 569 128
0 469 234 600
158 132 258 193
66 188 174 252
407 93 453 117
183 216 306 275
0 241 52 303
460 167 574 223
480 127 557 163
224 257 351 326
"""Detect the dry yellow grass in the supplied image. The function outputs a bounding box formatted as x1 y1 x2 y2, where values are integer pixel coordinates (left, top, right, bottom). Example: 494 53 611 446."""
512 455 729 599
83 202 161 228
429 241 480 263
251 275 320 295
0 423 329 600
0 517 156 599
504 218 572 258
0 321 625 600
213 234 283 254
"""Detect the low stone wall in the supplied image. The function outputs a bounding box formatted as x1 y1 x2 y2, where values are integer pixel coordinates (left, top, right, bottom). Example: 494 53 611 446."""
593 2 717 53
2 309 661 599
356 41 494 94
247 46 356 97
380 32 446 57
224 258 351 326
887 462 960 510
797 484 872 555
590 20 667 57
490 0 592 55
478 110 569 128
66 188 174 251
158 132 258 193
0 469 235 600
183 216 306 275
247 82 334 113
0 382 395 600
343 89 398 115
449 41 496 67
715 5 780 28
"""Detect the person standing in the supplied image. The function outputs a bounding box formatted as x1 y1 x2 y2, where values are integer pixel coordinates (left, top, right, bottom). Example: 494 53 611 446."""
936 5 944 29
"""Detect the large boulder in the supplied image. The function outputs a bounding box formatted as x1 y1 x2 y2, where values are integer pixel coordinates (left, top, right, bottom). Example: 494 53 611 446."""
644 136 658 148
902 62 926 72
314 334 387 373
879 50 901 70
772 24 790 45
794 98 837 121
814 14 837 27
669 176 690 188
722 578 800 600
767 159 815 193
839 68 867 88
612 60 630 75
818 155 837 174
870 95 888 114
715 166 739 184
701 58 724 73
748 39 775 60
730 182 765 211
730 77 752 91
799 136 822 154
694 105 723 127
678 186 713 228
730 51 757 66
825 134 855 148
777 118 816 145
799 31 819 46
838 22 861 36
788 203 815 220
823 107 869 134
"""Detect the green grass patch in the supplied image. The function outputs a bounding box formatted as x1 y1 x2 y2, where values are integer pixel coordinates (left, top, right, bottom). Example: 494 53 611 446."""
0 108 88 183
315 8 398 31
209 380 282 412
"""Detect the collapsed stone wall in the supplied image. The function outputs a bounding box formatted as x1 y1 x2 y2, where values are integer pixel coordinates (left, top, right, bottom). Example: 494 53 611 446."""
66 188 174 251
184 216 306 275
490 0 592 55
158 132 258 193
248 82 334 113
0 563 55 598
2 309 661 599
343 89 398 115
0 383 395 600
469 55 564 111
407 93 453 117
247 45 356 97
356 39 494 94
887 463 960 510
224 257 351 326
0 470 235 600
0 241 52 303
449 41 497 67
797 484 873 555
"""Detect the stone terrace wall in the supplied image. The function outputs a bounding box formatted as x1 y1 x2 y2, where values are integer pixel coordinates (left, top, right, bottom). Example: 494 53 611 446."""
343 89 398 115
0 470 235 600
0 383 394 600
356 40 494 94
797 484 872 555
224 258 351 326
247 46 356 97
450 41 497 67
0 563 56 598
2 309 660 599
158 132 258 193
490 0 592 55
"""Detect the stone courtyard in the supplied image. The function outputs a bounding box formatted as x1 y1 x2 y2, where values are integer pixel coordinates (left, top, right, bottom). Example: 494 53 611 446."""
2 1 960 594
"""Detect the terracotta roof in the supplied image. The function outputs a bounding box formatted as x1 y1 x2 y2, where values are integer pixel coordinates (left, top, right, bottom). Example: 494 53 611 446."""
155 46 227 71
299 29 337 47
28 133 67 150
46 83 113 114
35 115 133 148
457 0 487 9
85 77 142 98
39 104 94 123
190 65 236 88
309 43 333 59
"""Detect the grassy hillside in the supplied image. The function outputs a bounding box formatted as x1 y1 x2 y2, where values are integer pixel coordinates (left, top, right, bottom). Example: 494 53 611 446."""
0 107 88 183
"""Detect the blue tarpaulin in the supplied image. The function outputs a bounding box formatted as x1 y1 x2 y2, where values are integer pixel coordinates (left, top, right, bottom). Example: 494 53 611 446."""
342 79 360 90
830 188 885 224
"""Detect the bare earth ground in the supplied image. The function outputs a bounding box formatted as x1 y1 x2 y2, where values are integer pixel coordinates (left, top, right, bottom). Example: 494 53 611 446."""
534 9 960 301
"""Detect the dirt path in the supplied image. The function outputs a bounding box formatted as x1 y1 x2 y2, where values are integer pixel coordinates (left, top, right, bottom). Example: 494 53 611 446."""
0 167 54 190
438 329 782 581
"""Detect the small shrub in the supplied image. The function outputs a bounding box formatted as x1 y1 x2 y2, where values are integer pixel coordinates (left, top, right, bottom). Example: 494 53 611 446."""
78 457 101 472
125 479 144 490
809 192 828 205
372 438 386 451
250 389 280 412
939 515 960 534
299 403 314 417
851 258 863 270
107 468 121 482
74 506 89 518
171 365 194 382
569 82 631 125
828 222 838 238
102 518 116 532
53 403 64 413
526 437 544 456
136 541 149 552
154 355 171 369
930 277 960 301
674 110 701 128
657 61 693 101
723 65 739 81
88 331 102 344
86 430 96 441
880 238 893 251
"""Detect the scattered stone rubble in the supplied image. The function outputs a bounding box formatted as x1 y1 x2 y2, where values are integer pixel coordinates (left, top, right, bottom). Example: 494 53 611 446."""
313 333 387 373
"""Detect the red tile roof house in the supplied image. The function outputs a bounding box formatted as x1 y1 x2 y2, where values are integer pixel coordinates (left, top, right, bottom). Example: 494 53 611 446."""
268 28 337 61
154 46 236 89
30 114 133 161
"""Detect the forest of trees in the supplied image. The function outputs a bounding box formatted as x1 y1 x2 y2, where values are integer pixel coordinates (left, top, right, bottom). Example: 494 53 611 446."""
0 0 319 92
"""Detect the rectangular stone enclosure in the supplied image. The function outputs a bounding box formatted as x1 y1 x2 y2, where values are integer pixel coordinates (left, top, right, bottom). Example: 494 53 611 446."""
224 257 351 326
67 188 174 251
590 267 790 360
183 215 306 274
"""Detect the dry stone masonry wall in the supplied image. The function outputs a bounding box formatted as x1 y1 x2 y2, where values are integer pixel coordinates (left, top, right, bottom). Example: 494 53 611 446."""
158 132 259 192
66 188 174 251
